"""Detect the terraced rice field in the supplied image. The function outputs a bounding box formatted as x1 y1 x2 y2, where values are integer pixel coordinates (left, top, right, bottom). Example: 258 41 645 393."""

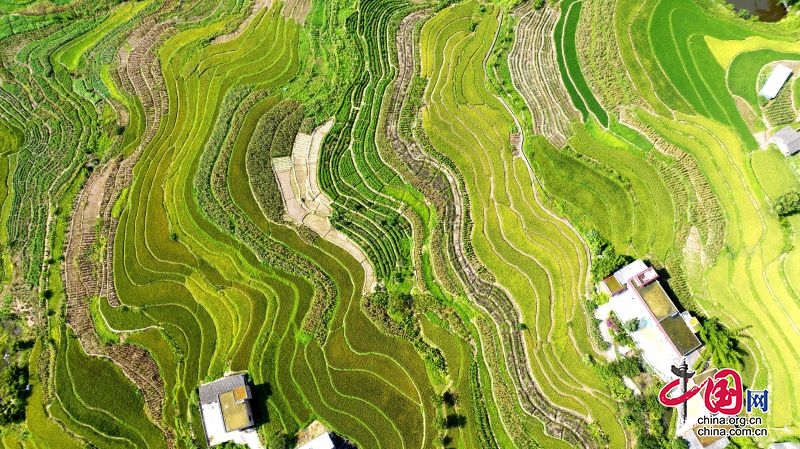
508 3 577 147
2 0 800 447
610 0 800 431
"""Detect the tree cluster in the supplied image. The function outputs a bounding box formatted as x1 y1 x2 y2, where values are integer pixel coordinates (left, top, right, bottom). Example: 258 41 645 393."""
585 230 633 281
195 89 338 343
774 189 800 217
362 290 447 374
592 355 689 448
582 296 610 351
0 363 28 424
606 311 636 348
593 356 641 401
246 100 303 222
697 317 745 371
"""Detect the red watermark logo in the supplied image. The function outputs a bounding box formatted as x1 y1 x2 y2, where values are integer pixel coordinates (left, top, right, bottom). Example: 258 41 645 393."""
658 363 768 415
659 368 743 415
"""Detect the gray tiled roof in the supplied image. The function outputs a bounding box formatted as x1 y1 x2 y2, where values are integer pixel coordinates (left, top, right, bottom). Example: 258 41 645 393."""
198 374 247 405
786 139 800 155
772 126 798 145
771 126 800 156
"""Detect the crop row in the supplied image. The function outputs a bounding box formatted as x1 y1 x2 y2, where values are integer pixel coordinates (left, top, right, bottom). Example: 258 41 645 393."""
107 3 445 448
386 11 546 449
763 78 796 127
315 0 430 283
0 1 184 447
507 4 577 147
573 0 639 111
614 3 800 420
552 0 608 126
417 2 630 448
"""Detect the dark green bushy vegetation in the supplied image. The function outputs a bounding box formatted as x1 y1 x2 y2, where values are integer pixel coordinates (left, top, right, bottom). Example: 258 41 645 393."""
592 356 641 401
586 230 634 281
363 290 447 374
583 294 610 351
3 0 790 445
0 362 28 424
269 103 304 158
591 356 690 449
247 101 301 222
217 442 251 449
0 303 32 426
774 189 800 216
607 312 636 347
697 317 746 371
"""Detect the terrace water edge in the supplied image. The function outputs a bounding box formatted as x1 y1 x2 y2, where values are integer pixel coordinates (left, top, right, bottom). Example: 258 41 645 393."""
725 0 787 21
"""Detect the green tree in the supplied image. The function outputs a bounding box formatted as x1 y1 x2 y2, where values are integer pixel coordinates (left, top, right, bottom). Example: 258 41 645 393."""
218 442 250 449
774 189 800 216
698 318 745 370
672 437 690 449
0 364 29 424
586 230 634 281
266 432 290 449
636 433 665 449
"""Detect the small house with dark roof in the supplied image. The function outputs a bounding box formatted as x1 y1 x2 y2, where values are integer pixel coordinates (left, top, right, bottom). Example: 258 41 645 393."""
770 126 800 156
198 373 259 447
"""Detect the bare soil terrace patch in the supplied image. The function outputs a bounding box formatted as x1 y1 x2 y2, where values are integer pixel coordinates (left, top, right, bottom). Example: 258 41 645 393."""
59 6 178 444
63 160 171 443
684 225 705 269
272 120 378 293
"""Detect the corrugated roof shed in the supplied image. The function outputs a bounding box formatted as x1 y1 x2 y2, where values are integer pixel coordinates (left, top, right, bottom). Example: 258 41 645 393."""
297 432 335 449
759 64 793 100
770 126 800 156
199 374 247 405
613 259 648 285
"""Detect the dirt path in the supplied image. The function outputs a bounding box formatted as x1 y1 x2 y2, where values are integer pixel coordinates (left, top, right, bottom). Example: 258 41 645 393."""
64 159 171 444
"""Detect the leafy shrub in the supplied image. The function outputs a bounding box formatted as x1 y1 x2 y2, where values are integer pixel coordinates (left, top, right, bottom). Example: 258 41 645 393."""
607 312 635 347
218 442 250 449
774 189 800 217
0 364 28 424
362 290 448 376
624 318 639 333
587 421 609 445
585 229 633 281
672 437 690 449
582 298 610 351
270 104 304 158
698 317 745 370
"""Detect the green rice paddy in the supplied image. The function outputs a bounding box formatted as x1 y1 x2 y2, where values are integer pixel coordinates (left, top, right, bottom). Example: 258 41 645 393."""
1 0 800 447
